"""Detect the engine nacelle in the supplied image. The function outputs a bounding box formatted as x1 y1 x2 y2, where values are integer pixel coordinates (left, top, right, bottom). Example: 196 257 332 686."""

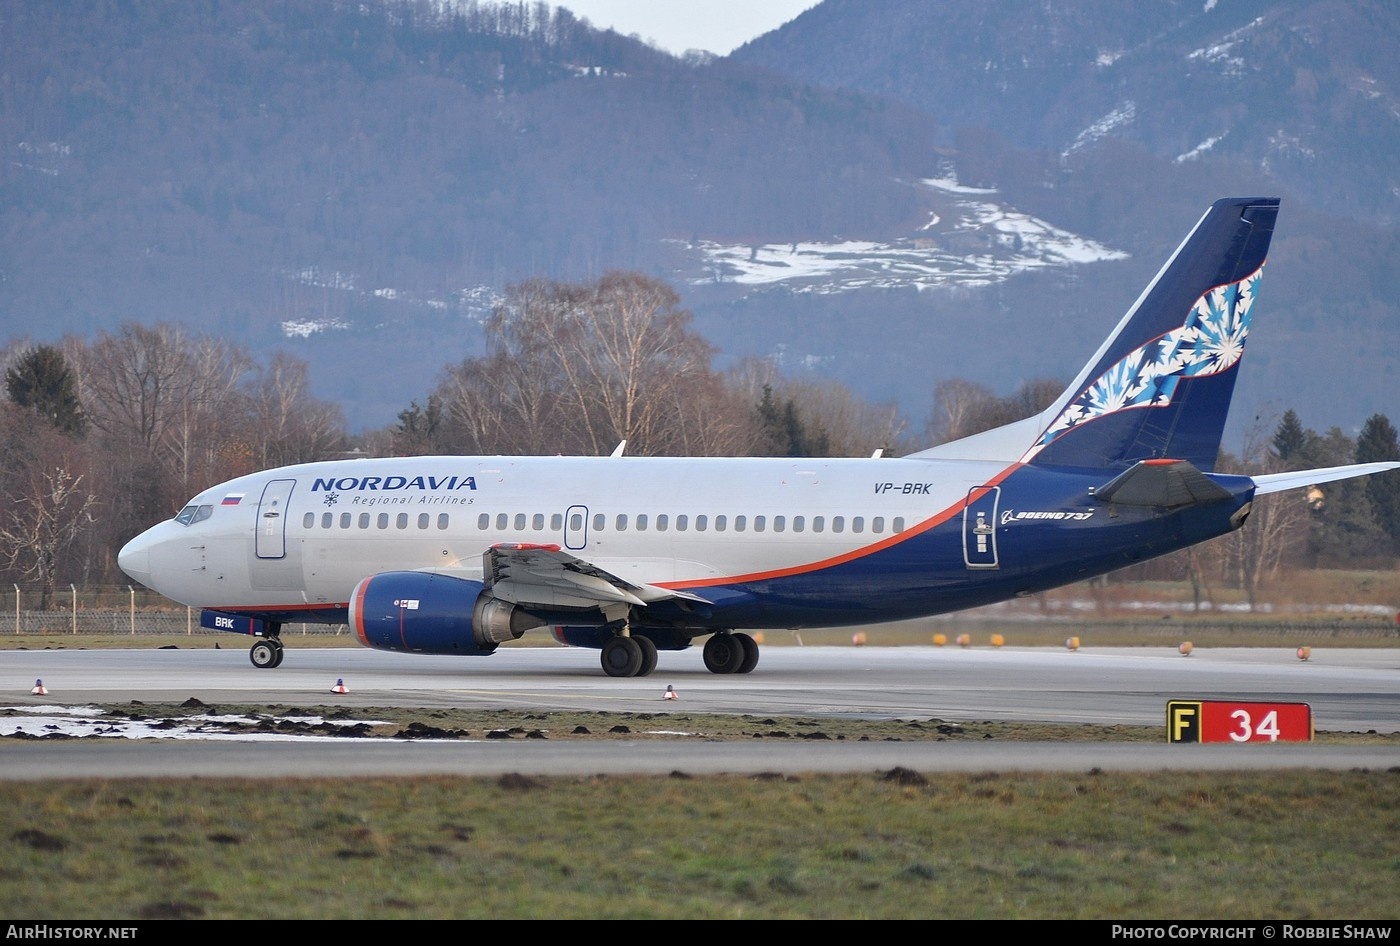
349 571 544 656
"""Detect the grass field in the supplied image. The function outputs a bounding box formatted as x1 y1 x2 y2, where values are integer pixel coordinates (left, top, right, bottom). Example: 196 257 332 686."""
4 573 1398 919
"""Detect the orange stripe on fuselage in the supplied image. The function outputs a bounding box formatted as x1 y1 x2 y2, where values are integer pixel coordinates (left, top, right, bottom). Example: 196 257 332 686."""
661 463 1023 591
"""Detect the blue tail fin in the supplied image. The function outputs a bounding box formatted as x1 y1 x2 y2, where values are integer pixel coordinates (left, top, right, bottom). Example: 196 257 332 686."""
1023 197 1279 471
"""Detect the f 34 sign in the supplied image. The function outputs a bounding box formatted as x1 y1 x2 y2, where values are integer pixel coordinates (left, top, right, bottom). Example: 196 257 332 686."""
1167 700 1314 743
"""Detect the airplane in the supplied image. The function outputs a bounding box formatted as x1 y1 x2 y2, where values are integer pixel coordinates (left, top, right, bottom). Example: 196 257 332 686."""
118 196 1399 677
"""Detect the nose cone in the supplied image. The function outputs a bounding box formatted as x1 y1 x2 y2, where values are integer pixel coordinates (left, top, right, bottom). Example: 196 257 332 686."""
118 534 153 587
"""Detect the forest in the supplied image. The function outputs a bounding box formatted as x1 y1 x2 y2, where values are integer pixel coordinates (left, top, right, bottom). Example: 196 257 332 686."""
2 270 1396 611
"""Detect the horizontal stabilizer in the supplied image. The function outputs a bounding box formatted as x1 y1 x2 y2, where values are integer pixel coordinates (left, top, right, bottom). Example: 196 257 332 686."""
1092 459 1233 508
1252 462 1400 496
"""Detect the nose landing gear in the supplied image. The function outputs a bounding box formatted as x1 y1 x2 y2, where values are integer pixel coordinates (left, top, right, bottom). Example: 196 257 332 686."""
248 624 285 668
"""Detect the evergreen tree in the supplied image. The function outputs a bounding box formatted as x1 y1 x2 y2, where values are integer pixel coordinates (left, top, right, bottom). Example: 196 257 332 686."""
1271 409 1308 464
5 345 84 436
1355 413 1400 555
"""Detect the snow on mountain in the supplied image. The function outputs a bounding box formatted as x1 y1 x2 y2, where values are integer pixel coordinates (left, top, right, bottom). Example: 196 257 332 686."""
683 178 1126 295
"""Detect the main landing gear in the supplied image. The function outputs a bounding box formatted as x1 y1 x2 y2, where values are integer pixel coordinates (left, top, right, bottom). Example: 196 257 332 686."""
248 624 285 668
703 631 759 675
600 633 658 678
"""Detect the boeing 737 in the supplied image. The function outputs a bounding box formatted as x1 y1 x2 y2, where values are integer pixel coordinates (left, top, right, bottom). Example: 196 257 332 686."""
119 197 1398 676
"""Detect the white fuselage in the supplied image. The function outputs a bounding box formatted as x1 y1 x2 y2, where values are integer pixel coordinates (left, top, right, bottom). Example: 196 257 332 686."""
120 454 1012 612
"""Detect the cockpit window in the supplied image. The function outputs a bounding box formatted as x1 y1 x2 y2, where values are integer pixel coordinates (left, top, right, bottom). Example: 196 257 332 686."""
174 504 214 526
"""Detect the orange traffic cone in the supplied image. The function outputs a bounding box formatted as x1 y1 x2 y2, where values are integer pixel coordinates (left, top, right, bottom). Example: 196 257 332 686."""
31 678 47 696
331 678 348 694
662 685 678 701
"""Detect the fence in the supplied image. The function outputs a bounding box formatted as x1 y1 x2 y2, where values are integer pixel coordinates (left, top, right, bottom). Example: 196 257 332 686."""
7 584 348 636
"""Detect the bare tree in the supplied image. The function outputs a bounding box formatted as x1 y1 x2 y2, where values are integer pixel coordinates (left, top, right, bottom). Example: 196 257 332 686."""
0 418 98 608
248 353 345 466
426 272 740 457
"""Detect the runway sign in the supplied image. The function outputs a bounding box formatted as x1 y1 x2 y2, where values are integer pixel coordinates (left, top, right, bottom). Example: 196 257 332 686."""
1166 700 1313 744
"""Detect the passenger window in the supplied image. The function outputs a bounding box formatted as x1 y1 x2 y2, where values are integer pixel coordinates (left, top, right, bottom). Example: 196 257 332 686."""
873 516 885 533
570 513 583 530
754 515 766 532
616 514 628 531
813 516 825 533
478 513 490 530
552 513 563 530
302 512 314 529
852 516 864 534
359 513 370 529
773 515 785 533
532 513 545 531
340 513 352 529
714 515 726 532
377 513 389 529
734 515 746 532
321 512 333 529
695 515 708 532
893 517 905 532
656 514 669 532
437 514 449 529
832 516 845 533
636 514 648 531
593 514 604 531
496 513 508 530
396 513 409 529
418 513 430 529
793 516 804 532
514 513 526 530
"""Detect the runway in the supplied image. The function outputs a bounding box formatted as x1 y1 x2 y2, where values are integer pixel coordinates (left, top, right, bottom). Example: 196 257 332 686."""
3 643 1398 777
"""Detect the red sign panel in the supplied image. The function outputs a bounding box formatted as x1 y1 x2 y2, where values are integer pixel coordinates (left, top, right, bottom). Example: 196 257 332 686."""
1166 700 1313 744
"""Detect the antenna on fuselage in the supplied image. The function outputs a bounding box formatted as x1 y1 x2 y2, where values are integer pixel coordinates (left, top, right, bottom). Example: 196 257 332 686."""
610 441 627 457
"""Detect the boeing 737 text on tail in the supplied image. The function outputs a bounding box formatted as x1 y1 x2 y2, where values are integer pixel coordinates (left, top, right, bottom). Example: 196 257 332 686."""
119 198 1398 676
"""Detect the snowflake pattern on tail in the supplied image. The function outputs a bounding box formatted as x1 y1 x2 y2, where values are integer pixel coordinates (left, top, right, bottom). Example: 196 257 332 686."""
1023 263 1263 462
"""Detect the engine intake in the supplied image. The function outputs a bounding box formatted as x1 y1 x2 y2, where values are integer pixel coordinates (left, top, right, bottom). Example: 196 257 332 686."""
349 571 544 656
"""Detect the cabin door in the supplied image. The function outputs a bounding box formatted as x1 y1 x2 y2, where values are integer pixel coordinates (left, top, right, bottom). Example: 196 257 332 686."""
256 478 296 559
962 486 1000 569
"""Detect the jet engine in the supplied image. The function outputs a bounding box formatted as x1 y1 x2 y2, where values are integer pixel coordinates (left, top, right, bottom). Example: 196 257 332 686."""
349 571 544 656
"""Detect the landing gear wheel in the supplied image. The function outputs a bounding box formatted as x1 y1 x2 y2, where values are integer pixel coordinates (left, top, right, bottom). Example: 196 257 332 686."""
601 636 643 677
635 636 658 677
269 639 285 667
250 638 281 669
703 633 747 674
735 632 759 674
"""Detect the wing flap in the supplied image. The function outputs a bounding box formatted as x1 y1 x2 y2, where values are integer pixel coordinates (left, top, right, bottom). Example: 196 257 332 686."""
484 543 709 610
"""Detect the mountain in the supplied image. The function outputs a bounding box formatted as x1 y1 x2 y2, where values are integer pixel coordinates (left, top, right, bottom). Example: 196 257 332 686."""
734 0 1400 229
1 0 1395 447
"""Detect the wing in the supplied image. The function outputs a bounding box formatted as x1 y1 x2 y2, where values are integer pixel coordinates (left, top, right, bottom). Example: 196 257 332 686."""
482 542 710 611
